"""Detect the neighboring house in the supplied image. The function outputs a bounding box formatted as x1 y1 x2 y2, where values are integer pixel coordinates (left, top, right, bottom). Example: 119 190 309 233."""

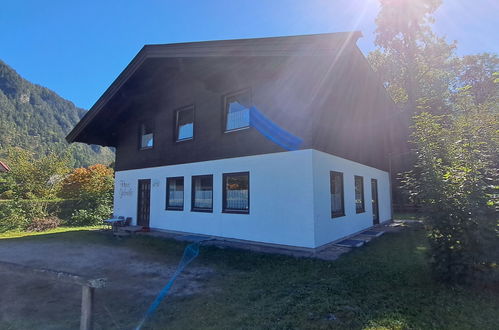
67 32 405 250
0 160 10 173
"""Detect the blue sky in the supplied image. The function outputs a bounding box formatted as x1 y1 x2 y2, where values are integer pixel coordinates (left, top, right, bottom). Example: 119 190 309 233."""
2 0 498 109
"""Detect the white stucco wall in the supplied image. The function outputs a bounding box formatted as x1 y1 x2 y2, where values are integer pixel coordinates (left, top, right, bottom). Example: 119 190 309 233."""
311 150 391 247
114 150 316 248
114 149 391 249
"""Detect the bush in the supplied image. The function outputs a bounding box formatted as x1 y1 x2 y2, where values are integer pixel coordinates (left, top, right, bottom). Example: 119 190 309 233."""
26 216 61 232
404 112 498 284
0 190 14 199
0 199 85 231
68 203 112 226
0 200 31 232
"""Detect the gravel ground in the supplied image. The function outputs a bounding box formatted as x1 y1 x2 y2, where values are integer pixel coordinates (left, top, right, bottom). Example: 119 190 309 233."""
0 235 214 329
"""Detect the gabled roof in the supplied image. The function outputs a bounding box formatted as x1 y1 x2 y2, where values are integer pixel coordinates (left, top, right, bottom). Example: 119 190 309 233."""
66 31 362 144
0 160 10 172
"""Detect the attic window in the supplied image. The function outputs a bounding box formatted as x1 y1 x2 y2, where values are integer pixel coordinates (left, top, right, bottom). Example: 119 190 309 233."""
176 106 194 141
140 123 154 149
224 89 251 132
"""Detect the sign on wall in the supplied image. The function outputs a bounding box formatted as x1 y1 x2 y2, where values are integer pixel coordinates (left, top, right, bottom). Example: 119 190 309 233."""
118 180 133 199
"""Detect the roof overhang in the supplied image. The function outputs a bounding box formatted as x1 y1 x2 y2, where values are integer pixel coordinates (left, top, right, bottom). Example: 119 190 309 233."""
66 31 362 144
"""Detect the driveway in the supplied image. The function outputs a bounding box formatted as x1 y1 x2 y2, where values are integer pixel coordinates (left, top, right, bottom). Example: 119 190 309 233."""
0 232 213 329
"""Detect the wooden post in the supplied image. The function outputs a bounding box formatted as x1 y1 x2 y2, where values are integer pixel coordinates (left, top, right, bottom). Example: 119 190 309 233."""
0 261 105 330
80 286 95 330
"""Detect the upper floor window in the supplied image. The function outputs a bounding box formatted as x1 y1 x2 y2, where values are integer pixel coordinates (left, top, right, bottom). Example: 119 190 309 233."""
140 123 153 149
354 175 365 213
191 175 213 212
223 172 249 213
224 89 251 132
176 106 194 141
330 171 345 218
166 177 184 210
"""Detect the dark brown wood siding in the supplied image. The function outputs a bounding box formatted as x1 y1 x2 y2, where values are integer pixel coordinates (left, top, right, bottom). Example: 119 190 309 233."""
85 46 401 172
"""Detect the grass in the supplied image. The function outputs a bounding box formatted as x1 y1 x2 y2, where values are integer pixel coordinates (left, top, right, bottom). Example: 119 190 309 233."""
0 225 105 239
143 226 498 330
0 225 498 329
393 212 424 220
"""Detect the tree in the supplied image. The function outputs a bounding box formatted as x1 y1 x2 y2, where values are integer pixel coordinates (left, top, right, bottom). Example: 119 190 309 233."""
60 164 114 201
453 53 499 107
0 148 71 230
4 147 70 200
369 0 457 115
59 164 115 226
404 108 498 284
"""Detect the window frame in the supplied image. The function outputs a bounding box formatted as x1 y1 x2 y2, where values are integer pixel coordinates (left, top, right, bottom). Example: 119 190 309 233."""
222 171 250 214
165 176 184 211
354 175 365 214
191 174 213 213
139 122 154 150
174 105 195 142
222 88 252 133
330 171 345 218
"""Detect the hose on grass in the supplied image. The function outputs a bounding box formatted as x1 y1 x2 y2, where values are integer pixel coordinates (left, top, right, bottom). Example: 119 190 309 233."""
135 242 200 330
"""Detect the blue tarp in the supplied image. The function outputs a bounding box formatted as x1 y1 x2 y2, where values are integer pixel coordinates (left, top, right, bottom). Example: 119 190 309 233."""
249 106 303 151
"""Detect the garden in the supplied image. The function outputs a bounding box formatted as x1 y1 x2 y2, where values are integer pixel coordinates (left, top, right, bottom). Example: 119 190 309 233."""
0 147 114 233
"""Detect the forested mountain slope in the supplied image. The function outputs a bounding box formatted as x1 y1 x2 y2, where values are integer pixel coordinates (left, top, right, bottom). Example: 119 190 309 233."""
0 60 113 167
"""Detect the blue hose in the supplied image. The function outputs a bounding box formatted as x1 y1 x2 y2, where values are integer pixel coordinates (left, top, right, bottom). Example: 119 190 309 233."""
135 242 200 330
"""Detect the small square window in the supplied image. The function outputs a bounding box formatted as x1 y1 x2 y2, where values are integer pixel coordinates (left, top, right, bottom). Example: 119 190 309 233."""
224 90 251 132
191 175 213 212
355 175 365 213
175 106 194 141
140 123 153 149
223 172 249 213
330 171 345 218
166 177 184 210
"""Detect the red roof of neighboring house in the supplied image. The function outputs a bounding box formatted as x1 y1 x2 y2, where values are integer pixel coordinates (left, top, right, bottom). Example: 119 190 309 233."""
0 160 10 172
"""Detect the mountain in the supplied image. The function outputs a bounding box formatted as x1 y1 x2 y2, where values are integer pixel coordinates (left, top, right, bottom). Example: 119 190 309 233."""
0 60 114 167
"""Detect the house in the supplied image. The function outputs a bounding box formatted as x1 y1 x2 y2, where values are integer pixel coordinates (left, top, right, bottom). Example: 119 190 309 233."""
67 32 404 250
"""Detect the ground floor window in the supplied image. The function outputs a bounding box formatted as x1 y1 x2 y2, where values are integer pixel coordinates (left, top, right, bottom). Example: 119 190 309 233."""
166 177 184 210
355 175 365 213
191 175 213 212
223 172 249 213
330 171 345 218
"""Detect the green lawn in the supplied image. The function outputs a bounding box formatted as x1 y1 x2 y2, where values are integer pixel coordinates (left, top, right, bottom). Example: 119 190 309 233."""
145 225 498 330
0 225 105 239
1 225 497 329
393 212 424 221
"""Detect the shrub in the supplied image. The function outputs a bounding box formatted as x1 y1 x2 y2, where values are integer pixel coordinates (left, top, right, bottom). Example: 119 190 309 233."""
0 199 83 231
0 199 30 232
404 111 498 284
26 216 61 232
0 190 14 200
68 203 112 226
59 164 114 227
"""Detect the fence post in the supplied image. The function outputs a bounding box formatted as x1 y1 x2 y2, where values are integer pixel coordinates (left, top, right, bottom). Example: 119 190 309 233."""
80 285 95 330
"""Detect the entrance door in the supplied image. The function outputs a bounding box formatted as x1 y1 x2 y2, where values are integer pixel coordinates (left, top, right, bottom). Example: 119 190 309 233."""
137 179 151 228
371 179 379 225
